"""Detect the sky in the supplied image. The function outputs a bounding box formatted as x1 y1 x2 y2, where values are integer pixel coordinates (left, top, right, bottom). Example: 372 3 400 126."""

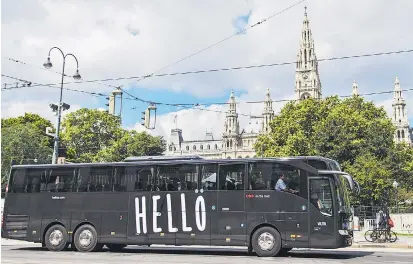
1 0 413 142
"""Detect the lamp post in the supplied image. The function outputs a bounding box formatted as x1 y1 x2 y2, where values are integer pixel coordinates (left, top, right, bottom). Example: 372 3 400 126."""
392 180 399 213
43 47 81 164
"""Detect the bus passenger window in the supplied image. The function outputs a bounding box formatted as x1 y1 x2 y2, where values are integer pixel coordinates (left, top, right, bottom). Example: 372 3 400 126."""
218 164 245 191
48 168 76 192
9 169 27 193
271 163 302 195
26 169 47 193
201 164 218 191
88 167 113 192
135 166 153 192
310 179 333 216
248 162 272 190
156 165 198 191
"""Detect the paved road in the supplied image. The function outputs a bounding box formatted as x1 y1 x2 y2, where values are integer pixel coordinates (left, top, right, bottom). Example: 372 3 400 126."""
2 243 413 264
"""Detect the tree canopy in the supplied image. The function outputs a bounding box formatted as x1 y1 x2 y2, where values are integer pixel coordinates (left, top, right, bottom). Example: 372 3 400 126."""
255 96 412 205
61 108 166 163
1 124 52 185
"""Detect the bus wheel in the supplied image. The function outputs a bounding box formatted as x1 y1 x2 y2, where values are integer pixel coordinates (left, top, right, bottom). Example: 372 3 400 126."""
44 224 69 252
251 226 282 257
106 244 127 251
73 224 99 252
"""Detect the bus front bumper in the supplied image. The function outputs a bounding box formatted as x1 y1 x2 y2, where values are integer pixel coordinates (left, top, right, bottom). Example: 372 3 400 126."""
339 230 353 247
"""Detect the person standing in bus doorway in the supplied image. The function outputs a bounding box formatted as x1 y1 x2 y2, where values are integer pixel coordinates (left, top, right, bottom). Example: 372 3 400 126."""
275 174 298 194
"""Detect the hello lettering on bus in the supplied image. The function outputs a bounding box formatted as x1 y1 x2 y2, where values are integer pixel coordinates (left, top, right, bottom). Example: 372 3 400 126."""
134 193 206 234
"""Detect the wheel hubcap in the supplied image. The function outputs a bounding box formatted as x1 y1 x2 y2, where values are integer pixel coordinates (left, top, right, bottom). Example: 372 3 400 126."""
79 230 93 248
258 232 275 251
49 229 63 246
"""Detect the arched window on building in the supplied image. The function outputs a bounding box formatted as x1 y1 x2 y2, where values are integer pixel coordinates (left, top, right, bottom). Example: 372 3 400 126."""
186 146 189 151
215 144 219 150
193 145 196 150
200 145 203 150
207 144 210 150
169 145 172 151
397 130 401 139
402 130 405 139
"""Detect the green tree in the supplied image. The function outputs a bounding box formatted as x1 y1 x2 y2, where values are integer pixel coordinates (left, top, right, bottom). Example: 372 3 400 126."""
95 131 166 162
1 113 53 134
344 154 392 205
1 124 52 185
255 96 398 205
61 108 123 162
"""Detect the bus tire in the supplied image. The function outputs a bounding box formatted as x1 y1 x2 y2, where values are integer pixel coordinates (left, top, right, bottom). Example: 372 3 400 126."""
73 224 99 252
106 243 127 251
44 224 69 252
251 226 282 257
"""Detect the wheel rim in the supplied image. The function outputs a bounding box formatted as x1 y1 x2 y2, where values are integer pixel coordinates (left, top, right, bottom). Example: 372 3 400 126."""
49 229 64 246
257 232 275 251
78 230 93 248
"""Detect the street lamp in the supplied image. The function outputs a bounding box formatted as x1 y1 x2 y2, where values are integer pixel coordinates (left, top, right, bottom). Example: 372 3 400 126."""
43 47 81 164
392 180 399 213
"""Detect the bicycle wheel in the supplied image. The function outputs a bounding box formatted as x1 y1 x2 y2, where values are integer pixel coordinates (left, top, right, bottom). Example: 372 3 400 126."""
364 230 376 242
386 230 397 243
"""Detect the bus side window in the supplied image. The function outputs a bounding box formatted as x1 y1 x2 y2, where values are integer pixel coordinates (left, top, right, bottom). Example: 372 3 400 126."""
219 164 245 191
47 168 76 192
135 166 153 192
248 162 272 190
26 168 47 193
309 179 333 216
9 169 27 193
113 166 127 192
77 167 90 192
89 167 113 192
156 164 198 192
200 164 217 191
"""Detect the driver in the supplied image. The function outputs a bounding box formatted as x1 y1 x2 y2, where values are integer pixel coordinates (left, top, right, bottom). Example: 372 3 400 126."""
275 174 298 194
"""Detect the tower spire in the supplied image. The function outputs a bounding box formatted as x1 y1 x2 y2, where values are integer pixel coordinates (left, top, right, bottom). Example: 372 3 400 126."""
392 77 412 145
262 88 274 133
352 80 359 96
223 90 240 150
295 6 322 100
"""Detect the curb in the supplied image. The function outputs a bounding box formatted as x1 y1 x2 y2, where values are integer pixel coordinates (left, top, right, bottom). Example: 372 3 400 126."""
351 243 413 249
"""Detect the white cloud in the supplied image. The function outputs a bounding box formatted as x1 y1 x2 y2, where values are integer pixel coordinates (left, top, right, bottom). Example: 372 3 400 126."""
2 0 413 141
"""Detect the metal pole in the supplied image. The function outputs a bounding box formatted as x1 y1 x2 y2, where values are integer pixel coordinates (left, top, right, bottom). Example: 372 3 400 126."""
52 58 66 164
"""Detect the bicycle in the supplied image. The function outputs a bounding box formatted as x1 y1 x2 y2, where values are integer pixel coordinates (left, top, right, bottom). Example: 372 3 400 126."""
364 227 398 243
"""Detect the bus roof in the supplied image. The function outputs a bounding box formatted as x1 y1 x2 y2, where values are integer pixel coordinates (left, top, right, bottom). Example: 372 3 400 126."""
124 155 204 162
10 157 320 175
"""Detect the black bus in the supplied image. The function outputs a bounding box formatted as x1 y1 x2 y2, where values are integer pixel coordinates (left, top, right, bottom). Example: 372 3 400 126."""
1 156 356 257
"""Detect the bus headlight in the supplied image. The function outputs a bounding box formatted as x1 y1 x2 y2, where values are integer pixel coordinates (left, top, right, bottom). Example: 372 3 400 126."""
339 230 349 235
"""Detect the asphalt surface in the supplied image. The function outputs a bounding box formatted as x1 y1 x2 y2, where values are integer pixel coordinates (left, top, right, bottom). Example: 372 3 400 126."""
2 243 413 264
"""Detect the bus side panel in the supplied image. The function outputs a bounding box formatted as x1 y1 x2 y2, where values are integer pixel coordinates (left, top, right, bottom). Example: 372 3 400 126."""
80 193 129 244
175 191 212 246
127 192 151 245
245 191 309 248
99 192 129 243
2 193 30 241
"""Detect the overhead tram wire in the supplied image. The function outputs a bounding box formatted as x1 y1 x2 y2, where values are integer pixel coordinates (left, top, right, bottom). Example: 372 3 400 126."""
1 74 108 98
130 87 413 116
115 0 306 102
3 56 121 90
2 48 412 90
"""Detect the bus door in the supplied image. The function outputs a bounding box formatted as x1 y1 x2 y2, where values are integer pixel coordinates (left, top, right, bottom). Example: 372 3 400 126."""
212 163 247 246
308 177 337 248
